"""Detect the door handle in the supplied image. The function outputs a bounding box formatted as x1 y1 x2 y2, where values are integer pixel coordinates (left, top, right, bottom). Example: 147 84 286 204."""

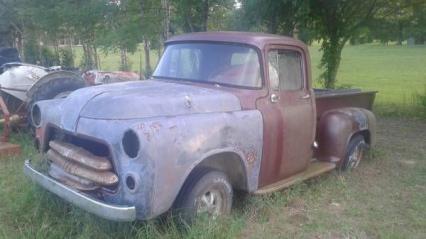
300 94 311 99
270 94 279 103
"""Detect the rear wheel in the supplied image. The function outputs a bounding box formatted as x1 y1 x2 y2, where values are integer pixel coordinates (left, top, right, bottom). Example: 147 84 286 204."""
341 135 367 171
174 168 233 224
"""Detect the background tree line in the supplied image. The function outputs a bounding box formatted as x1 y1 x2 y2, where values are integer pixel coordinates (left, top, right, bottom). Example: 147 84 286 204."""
0 0 425 88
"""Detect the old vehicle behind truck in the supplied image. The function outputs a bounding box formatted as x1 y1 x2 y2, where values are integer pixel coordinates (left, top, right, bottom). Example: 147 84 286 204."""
0 48 140 152
24 32 376 222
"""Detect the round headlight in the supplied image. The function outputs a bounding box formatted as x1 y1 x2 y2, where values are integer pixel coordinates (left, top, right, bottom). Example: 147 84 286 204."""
126 175 136 191
122 130 140 158
31 104 42 127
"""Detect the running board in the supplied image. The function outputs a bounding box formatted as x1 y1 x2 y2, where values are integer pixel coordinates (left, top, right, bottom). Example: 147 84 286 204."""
254 161 336 194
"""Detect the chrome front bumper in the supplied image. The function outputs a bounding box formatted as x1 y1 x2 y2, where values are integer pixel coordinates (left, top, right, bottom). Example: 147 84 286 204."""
24 160 136 222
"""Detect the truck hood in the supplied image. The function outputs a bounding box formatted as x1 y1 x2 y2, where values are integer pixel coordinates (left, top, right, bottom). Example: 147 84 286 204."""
58 80 241 127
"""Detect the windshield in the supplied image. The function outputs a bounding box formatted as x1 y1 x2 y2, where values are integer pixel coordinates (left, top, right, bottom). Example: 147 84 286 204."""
153 43 262 88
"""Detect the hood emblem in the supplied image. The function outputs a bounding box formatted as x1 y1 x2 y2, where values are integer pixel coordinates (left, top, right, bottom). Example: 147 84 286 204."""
184 95 192 109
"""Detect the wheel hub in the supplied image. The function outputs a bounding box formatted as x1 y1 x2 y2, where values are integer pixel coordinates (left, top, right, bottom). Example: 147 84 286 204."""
196 189 223 218
348 143 364 169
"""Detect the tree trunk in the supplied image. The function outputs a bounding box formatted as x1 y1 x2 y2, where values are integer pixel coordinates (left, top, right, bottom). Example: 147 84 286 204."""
201 0 209 31
162 0 171 40
157 47 162 60
397 21 403 45
93 44 99 69
143 39 152 77
15 31 24 58
120 48 129 71
82 43 95 70
320 36 345 89
68 35 74 56
54 39 60 64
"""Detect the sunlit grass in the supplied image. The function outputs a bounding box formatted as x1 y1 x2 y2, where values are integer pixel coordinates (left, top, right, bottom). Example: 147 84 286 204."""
310 44 426 118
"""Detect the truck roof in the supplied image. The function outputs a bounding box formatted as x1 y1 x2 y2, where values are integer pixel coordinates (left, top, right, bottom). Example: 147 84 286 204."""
166 31 307 50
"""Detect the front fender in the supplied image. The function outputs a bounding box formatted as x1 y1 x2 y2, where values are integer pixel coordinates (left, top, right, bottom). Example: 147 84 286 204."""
125 110 263 218
316 107 376 163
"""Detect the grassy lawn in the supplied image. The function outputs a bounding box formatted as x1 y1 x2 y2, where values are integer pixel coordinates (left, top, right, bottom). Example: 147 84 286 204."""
0 44 425 238
73 45 160 74
310 44 426 118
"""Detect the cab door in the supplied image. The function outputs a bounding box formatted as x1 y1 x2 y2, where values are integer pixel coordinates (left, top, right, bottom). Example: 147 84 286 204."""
257 45 315 187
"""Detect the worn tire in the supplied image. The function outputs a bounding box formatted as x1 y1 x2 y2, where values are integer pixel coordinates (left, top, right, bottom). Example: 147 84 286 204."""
27 75 85 129
340 135 367 171
174 168 233 224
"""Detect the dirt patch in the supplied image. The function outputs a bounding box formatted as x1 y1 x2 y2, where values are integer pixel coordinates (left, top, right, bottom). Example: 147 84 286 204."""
285 198 309 226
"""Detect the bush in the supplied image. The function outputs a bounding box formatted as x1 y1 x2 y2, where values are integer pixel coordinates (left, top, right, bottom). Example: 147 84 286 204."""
79 51 95 71
413 87 426 119
23 38 40 64
59 48 74 68
40 47 60 66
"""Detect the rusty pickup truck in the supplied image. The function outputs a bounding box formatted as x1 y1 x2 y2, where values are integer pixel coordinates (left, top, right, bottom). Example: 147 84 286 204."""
24 32 376 222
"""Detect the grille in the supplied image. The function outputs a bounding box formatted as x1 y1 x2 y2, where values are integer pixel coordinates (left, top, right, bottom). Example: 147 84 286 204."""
47 140 118 191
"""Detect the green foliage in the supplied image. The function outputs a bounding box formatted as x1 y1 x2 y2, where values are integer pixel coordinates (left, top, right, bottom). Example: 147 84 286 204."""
407 2 426 44
240 0 308 35
0 0 26 48
40 47 60 66
367 0 426 45
308 0 381 88
23 37 40 64
171 0 234 33
413 87 426 118
79 47 96 71
59 48 74 68
3 0 425 90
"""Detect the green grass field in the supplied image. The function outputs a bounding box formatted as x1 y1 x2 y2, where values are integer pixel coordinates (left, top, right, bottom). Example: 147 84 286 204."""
310 44 426 117
0 44 425 238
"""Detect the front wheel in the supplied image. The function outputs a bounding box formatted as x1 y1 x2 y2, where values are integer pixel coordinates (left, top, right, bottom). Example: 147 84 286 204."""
340 135 367 171
174 168 233 223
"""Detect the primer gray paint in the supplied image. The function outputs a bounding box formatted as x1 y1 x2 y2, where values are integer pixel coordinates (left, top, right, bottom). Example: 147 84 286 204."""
34 80 264 219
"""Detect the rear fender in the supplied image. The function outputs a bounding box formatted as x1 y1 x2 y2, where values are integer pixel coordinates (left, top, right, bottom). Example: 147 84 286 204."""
316 107 376 163
26 71 84 102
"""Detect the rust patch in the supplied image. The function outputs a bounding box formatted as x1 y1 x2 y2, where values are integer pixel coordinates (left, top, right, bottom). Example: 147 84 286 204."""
136 122 145 131
144 132 151 142
245 150 256 165
150 122 162 133
232 143 257 166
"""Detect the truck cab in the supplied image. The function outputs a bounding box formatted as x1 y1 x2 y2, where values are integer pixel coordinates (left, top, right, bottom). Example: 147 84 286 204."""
24 32 376 222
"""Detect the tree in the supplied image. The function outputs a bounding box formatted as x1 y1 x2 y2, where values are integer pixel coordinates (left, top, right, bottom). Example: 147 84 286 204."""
405 1 426 44
308 0 382 88
46 0 107 70
100 0 141 70
171 0 233 33
0 0 26 51
367 0 419 45
240 0 308 36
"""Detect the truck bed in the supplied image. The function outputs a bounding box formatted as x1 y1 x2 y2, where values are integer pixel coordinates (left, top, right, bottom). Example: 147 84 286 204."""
314 88 377 119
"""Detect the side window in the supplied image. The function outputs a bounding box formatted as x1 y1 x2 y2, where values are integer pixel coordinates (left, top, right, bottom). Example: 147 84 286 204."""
268 50 303 91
